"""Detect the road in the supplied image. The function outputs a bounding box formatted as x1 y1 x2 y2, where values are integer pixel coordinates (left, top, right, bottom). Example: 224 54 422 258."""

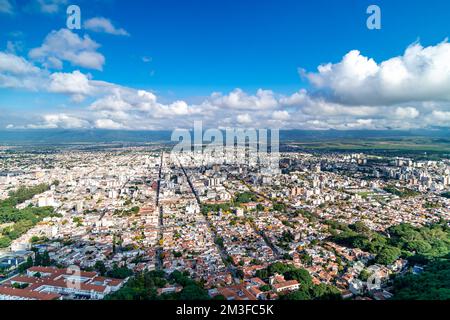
176 157 240 282
155 152 164 270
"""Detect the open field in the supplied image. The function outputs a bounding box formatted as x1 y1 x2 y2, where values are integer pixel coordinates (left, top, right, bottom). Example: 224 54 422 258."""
285 137 450 159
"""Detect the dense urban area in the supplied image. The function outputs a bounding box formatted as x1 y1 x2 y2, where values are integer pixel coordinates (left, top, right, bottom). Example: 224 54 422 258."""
0 142 449 301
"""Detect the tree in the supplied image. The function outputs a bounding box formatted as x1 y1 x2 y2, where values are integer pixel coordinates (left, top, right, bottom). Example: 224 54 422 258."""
272 202 286 212
42 251 51 266
259 285 271 292
234 192 257 204
255 268 269 280
285 268 312 286
214 237 224 248
179 284 210 300
0 236 11 248
359 269 371 282
311 283 341 300
281 288 311 300
107 264 133 279
351 221 370 234
298 253 313 266
406 240 432 255
393 258 450 300
282 253 293 260
375 246 401 265
94 261 107 276
18 256 33 273
34 252 42 266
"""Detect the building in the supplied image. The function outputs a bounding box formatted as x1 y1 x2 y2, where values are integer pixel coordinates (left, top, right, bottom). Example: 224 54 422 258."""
216 284 257 300
0 287 61 300
269 274 300 293
0 266 125 300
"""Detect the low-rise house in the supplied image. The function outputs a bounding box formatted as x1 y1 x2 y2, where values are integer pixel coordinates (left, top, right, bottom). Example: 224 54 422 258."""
0 266 125 300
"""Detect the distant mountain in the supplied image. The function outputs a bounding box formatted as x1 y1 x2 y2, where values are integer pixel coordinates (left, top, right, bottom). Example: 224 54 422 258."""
0 130 173 145
0 129 449 145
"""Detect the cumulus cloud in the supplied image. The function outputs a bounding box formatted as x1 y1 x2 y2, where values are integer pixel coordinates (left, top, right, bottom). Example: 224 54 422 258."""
29 29 105 70
272 110 290 121
95 118 126 129
208 89 279 110
4 36 450 130
49 70 95 101
84 17 130 36
0 52 40 75
304 40 450 105
89 87 198 120
393 107 420 119
27 113 90 129
236 113 252 125
0 52 47 90
425 110 450 127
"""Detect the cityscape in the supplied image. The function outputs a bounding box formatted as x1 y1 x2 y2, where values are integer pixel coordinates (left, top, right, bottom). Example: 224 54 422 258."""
0 0 450 309
0 136 449 301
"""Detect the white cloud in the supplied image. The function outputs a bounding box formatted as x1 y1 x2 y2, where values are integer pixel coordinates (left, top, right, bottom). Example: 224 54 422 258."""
49 70 95 101
29 29 105 70
236 113 252 125
4 35 450 131
95 118 126 129
0 0 13 14
304 40 450 105
425 110 450 127
84 17 130 36
342 119 376 130
272 110 290 121
0 52 47 90
90 93 134 112
393 107 420 119
36 0 67 14
209 89 279 110
28 113 89 129
280 89 380 118
0 52 40 75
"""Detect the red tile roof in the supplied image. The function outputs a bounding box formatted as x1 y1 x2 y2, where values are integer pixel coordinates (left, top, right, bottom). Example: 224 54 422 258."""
0 287 61 300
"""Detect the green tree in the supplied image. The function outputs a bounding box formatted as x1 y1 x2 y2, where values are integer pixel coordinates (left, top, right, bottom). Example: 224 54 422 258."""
281 288 311 300
107 264 133 279
41 251 51 266
285 268 313 286
375 246 402 265
0 236 11 248
179 284 210 300
393 258 450 300
94 261 107 276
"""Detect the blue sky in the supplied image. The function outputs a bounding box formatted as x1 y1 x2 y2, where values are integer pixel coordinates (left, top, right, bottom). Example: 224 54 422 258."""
1 0 450 130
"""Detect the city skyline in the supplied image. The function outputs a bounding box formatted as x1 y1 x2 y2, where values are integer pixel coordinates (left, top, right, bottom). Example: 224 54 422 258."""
0 0 450 305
